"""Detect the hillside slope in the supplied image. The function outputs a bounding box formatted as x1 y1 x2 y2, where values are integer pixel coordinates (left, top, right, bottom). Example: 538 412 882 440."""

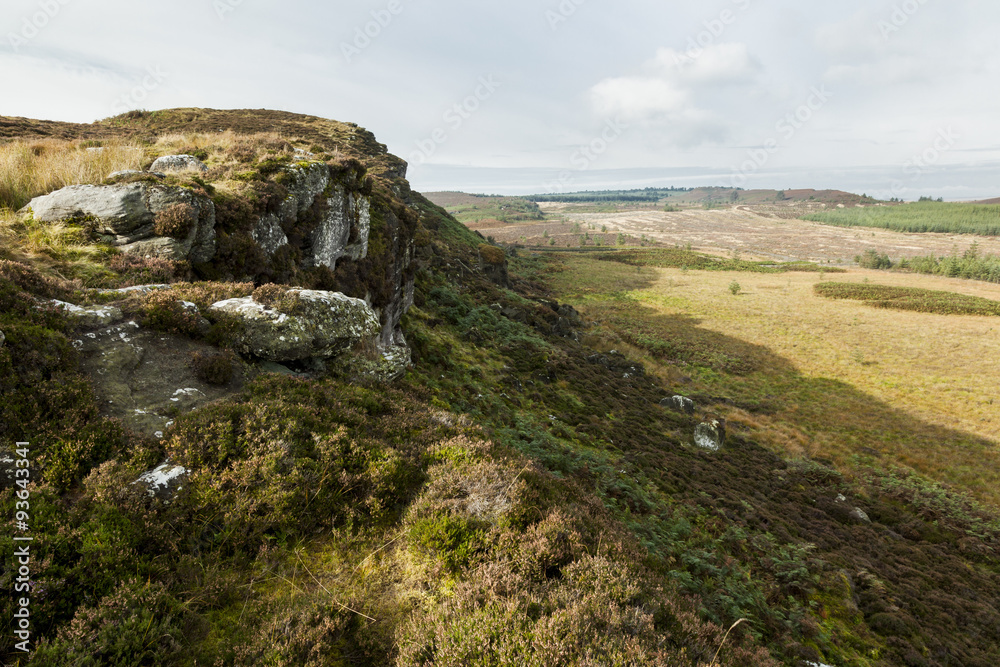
1 110 999 666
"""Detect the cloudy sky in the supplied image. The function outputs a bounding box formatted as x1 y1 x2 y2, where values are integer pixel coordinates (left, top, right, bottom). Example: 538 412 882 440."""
3 0 999 198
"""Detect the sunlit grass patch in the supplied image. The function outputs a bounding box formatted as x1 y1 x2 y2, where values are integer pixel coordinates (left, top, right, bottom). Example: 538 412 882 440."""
0 137 146 210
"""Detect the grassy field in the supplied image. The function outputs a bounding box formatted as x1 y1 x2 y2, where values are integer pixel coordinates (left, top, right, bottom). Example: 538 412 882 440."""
546 255 1000 507
423 191 544 224
802 201 1000 235
816 281 1000 316
596 248 846 273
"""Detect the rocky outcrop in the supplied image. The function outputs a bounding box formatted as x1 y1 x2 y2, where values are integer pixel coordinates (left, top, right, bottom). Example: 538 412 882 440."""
208 288 380 362
587 350 645 378
150 154 208 173
23 182 217 263
247 161 372 270
47 299 123 327
661 395 696 415
694 419 726 451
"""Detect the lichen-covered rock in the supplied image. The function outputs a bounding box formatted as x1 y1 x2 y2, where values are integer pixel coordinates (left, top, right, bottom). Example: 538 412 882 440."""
47 299 123 327
694 419 726 451
24 183 151 233
150 154 208 173
209 288 380 362
74 320 246 437
252 213 289 255
132 462 188 502
661 395 695 415
331 340 411 383
23 182 217 263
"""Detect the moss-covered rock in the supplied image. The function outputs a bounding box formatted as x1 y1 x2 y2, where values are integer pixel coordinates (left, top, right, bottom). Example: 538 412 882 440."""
208 287 379 362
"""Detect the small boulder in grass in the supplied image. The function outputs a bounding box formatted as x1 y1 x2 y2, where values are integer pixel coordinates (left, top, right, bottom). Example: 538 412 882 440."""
694 419 726 451
150 154 208 173
661 395 695 415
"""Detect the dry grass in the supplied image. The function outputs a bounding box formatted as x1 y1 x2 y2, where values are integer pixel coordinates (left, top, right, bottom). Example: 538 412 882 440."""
551 256 1000 507
0 137 146 210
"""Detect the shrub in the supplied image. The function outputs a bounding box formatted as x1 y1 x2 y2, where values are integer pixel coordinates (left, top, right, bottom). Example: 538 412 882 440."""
856 248 893 269
478 243 506 266
153 203 197 239
105 253 187 286
729 280 741 295
139 291 202 335
252 283 303 314
31 579 188 666
191 350 237 385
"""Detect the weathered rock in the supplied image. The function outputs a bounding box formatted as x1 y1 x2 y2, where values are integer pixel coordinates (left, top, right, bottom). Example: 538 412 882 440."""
91 284 169 296
47 299 123 327
661 395 696 415
74 320 246 438
587 350 645 378
694 419 726 451
834 494 872 524
553 316 579 341
133 462 188 502
209 288 380 362
24 183 151 233
23 182 217 263
0 330 4 348
252 214 289 255
331 340 411 383
150 154 208 173
557 304 583 326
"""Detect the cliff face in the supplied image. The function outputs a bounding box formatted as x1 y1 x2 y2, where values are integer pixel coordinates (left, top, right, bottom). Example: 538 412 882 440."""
10 108 420 352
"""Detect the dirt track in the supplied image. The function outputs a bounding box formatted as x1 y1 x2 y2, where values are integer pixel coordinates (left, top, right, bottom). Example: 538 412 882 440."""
474 204 1000 264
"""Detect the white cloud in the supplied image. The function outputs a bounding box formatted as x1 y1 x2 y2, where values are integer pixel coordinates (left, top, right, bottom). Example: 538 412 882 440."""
588 43 760 148
650 42 760 85
590 76 688 119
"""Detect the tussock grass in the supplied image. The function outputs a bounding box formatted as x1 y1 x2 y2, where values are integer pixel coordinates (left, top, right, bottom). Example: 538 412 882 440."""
816 281 1000 316
0 137 145 210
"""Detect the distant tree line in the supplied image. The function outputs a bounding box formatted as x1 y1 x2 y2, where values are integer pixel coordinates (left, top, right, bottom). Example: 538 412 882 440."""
527 187 692 203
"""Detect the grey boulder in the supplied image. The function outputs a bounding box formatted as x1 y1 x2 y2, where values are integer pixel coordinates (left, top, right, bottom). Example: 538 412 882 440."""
694 419 726 451
661 395 696 415
22 182 217 264
150 154 208 173
209 288 380 362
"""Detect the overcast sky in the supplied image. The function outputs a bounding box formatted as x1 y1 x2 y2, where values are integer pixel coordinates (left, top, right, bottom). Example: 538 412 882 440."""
3 0 999 198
